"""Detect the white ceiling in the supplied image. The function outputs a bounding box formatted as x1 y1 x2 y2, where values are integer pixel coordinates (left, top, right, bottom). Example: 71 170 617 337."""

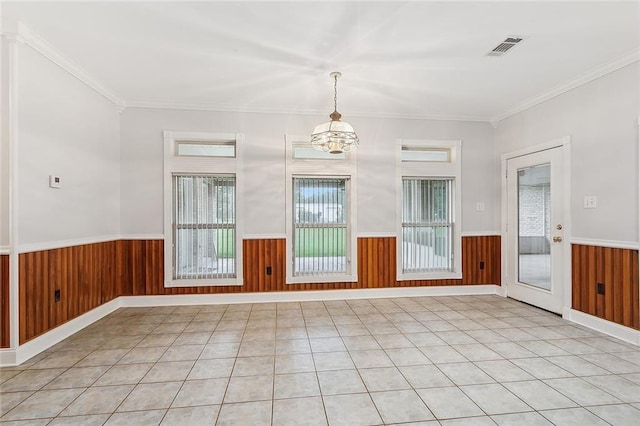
2 1 639 121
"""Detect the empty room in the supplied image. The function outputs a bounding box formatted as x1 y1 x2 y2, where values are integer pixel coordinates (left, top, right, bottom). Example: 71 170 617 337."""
1 1 639 425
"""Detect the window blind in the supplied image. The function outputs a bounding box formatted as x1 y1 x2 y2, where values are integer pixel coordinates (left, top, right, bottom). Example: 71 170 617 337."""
293 177 348 276
402 178 453 273
173 175 236 279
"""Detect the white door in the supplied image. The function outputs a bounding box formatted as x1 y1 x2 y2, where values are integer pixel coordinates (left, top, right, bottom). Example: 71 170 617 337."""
506 147 565 314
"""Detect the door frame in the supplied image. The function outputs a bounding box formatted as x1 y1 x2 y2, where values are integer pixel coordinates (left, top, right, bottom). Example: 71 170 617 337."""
500 136 572 316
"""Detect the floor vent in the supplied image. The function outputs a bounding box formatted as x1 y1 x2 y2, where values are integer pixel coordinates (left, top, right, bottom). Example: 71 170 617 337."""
487 37 524 57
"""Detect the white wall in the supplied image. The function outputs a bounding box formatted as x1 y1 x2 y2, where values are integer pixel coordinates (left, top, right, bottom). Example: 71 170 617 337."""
0 38 10 250
15 41 635 248
120 108 497 237
17 45 121 247
495 62 639 244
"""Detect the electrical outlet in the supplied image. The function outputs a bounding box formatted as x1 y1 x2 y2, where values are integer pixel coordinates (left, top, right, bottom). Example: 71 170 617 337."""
54 289 61 302
597 283 605 295
479 261 485 270
584 195 597 209
476 202 485 211
266 266 272 275
49 175 62 189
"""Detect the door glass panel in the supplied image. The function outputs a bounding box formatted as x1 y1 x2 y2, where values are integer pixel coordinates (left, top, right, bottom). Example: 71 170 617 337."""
518 164 551 290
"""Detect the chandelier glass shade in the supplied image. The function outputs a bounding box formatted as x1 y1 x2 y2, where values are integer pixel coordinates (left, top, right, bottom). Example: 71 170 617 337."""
311 72 359 154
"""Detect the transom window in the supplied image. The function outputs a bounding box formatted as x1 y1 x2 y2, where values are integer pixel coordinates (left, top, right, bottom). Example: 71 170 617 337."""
401 146 450 162
176 140 235 158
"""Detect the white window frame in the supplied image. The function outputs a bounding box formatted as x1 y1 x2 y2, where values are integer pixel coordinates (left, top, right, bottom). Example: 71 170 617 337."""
396 139 462 280
285 134 357 284
164 131 243 287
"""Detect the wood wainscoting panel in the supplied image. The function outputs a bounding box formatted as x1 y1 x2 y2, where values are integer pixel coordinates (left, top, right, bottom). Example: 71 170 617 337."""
1 255 9 348
113 240 132 299
18 242 118 344
462 235 501 285
572 244 639 330
132 239 360 294
128 239 164 296
358 237 396 288
243 238 285 292
20 250 51 344
15 235 502 343
135 235 499 295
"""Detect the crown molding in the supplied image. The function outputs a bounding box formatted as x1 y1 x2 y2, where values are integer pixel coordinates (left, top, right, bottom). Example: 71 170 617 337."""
1 20 126 109
3 18 636 126
491 49 640 125
126 99 491 123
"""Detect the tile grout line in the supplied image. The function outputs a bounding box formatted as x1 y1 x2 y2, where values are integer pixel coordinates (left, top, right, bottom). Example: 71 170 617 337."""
101 311 174 424
157 304 210 425
214 302 249 425
2 296 639 425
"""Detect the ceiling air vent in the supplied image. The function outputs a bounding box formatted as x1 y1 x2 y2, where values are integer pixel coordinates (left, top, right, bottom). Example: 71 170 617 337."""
487 37 523 57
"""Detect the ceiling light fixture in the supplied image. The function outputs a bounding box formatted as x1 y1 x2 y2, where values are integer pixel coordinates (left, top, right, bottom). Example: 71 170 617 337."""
311 72 359 154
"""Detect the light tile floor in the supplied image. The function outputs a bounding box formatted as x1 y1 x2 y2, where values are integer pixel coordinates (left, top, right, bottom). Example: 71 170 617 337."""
2 295 640 425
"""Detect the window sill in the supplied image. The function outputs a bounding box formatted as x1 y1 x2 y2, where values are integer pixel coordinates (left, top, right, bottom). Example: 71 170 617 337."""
397 271 462 281
164 278 243 288
286 274 358 285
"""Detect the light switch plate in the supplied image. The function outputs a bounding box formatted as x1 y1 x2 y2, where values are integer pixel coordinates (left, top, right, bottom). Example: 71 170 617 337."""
476 202 485 211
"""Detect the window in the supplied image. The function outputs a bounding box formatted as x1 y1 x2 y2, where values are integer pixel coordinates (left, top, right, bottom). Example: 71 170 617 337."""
397 139 461 279
176 141 235 158
401 147 450 162
402 178 453 272
293 177 348 276
164 131 242 287
173 175 236 279
285 135 357 284
293 145 346 160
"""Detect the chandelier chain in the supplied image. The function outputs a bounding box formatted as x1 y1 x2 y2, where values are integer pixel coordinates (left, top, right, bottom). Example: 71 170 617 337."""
333 74 338 113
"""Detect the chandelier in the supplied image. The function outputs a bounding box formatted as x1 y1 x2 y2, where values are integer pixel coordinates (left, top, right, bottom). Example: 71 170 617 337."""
310 72 359 154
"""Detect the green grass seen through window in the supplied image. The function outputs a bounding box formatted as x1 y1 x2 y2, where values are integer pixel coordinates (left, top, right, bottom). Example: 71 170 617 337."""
295 228 346 257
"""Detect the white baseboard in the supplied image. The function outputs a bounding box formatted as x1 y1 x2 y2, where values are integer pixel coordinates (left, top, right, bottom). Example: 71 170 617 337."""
6 288 639 368
0 299 121 367
564 308 640 346
0 348 17 366
0 284 502 367
121 285 503 308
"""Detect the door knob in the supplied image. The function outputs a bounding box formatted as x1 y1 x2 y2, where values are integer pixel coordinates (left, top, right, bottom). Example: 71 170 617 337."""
552 236 563 243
